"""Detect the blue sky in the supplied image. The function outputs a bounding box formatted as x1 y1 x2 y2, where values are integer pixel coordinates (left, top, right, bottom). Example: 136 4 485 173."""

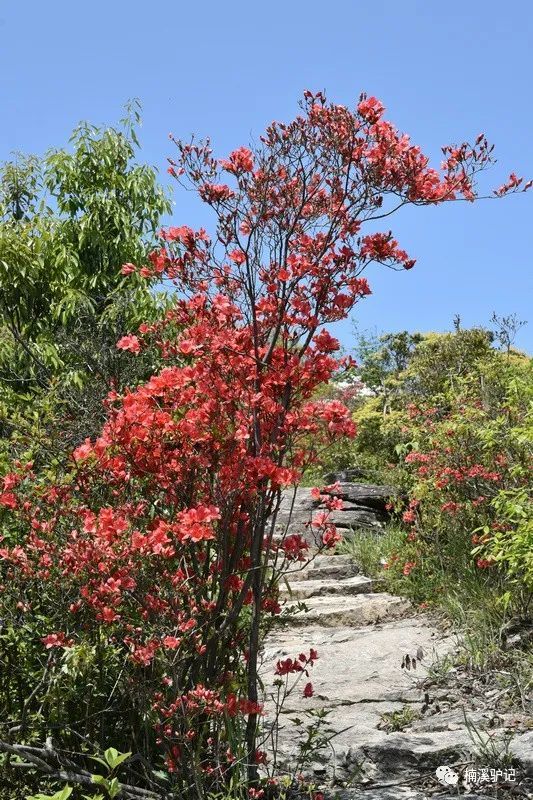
1 0 532 352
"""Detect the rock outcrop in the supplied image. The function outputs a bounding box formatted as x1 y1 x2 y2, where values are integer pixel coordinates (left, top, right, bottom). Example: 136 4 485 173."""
274 480 397 542
262 549 532 798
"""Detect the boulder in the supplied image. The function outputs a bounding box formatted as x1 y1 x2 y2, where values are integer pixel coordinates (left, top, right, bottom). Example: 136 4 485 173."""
274 487 320 539
273 483 396 542
329 789 427 800
362 730 474 779
329 482 398 511
288 554 360 582
322 506 387 529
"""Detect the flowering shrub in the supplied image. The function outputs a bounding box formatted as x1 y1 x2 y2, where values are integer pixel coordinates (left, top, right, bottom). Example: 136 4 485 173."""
0 93 523 797
351 331 532 622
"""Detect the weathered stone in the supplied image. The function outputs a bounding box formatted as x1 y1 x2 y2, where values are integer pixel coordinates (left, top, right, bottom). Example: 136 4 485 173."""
362 730 473 779
279 575 373 600
511 729 533 776
274 487 320 539
330 483 398 510
264 618 452 708
272 482 397 542
329 789 427 800
331 792 486 800
323 469 369 483
411 708 496 733
309 554 359 569
322 507 387 529
328 788 479 800
280 593 411 627
288 555 360 582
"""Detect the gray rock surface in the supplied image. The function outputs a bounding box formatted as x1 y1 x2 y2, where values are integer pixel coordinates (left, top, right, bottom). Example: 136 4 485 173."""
323 469 369 483
361 730 473 779
273 483 396 541
262 550 531 794
263 604 457 782
279 575 374 601
330 790 428 800
512 729 533 776
288 554 360 582
330 483 397 511
274 487 323 542
280 593 411 627
331 794 486 800
323 507 387 529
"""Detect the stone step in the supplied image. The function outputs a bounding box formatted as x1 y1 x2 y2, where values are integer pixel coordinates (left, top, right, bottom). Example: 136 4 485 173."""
281 592 411 627
280 575 373 600
323 508 386 529
271 554 360 582
307 554 358 568
300 561 359 581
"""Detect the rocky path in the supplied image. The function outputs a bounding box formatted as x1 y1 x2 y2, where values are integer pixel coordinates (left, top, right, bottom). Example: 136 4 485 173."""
262 551 533 799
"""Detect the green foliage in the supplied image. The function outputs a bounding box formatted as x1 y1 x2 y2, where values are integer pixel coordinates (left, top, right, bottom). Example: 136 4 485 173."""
477 485 533 595
0 103 172 460
27 789 73 800
354 328 424 397
401 326 495 400
338 524 405 579
379 705 420 732
351 399 409 485
0 89 529 797
334 325 532 675
24 748 133 800
0 100 170 390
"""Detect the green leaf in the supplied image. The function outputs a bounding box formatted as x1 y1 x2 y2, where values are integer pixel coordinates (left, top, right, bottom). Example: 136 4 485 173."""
107 777 121 798
26 788 73 800
89 755 110 769
104 747 131 769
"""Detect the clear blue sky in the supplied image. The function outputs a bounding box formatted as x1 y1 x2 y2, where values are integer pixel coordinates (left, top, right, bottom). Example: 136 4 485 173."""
1 0 532 352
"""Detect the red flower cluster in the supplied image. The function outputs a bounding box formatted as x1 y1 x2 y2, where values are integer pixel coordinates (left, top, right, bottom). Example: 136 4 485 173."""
274 648 318 677
220 146 255 174
41 632 74 649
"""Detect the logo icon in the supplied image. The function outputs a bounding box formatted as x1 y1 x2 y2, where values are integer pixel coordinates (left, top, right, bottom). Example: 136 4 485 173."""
436 765 459 786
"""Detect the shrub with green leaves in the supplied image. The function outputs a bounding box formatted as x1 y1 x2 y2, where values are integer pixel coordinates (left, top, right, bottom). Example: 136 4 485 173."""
0 103 172 462
339 327 532 626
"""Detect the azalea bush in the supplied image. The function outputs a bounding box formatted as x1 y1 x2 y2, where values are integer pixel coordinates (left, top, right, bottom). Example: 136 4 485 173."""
0 91 526 798
342 328 532 636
